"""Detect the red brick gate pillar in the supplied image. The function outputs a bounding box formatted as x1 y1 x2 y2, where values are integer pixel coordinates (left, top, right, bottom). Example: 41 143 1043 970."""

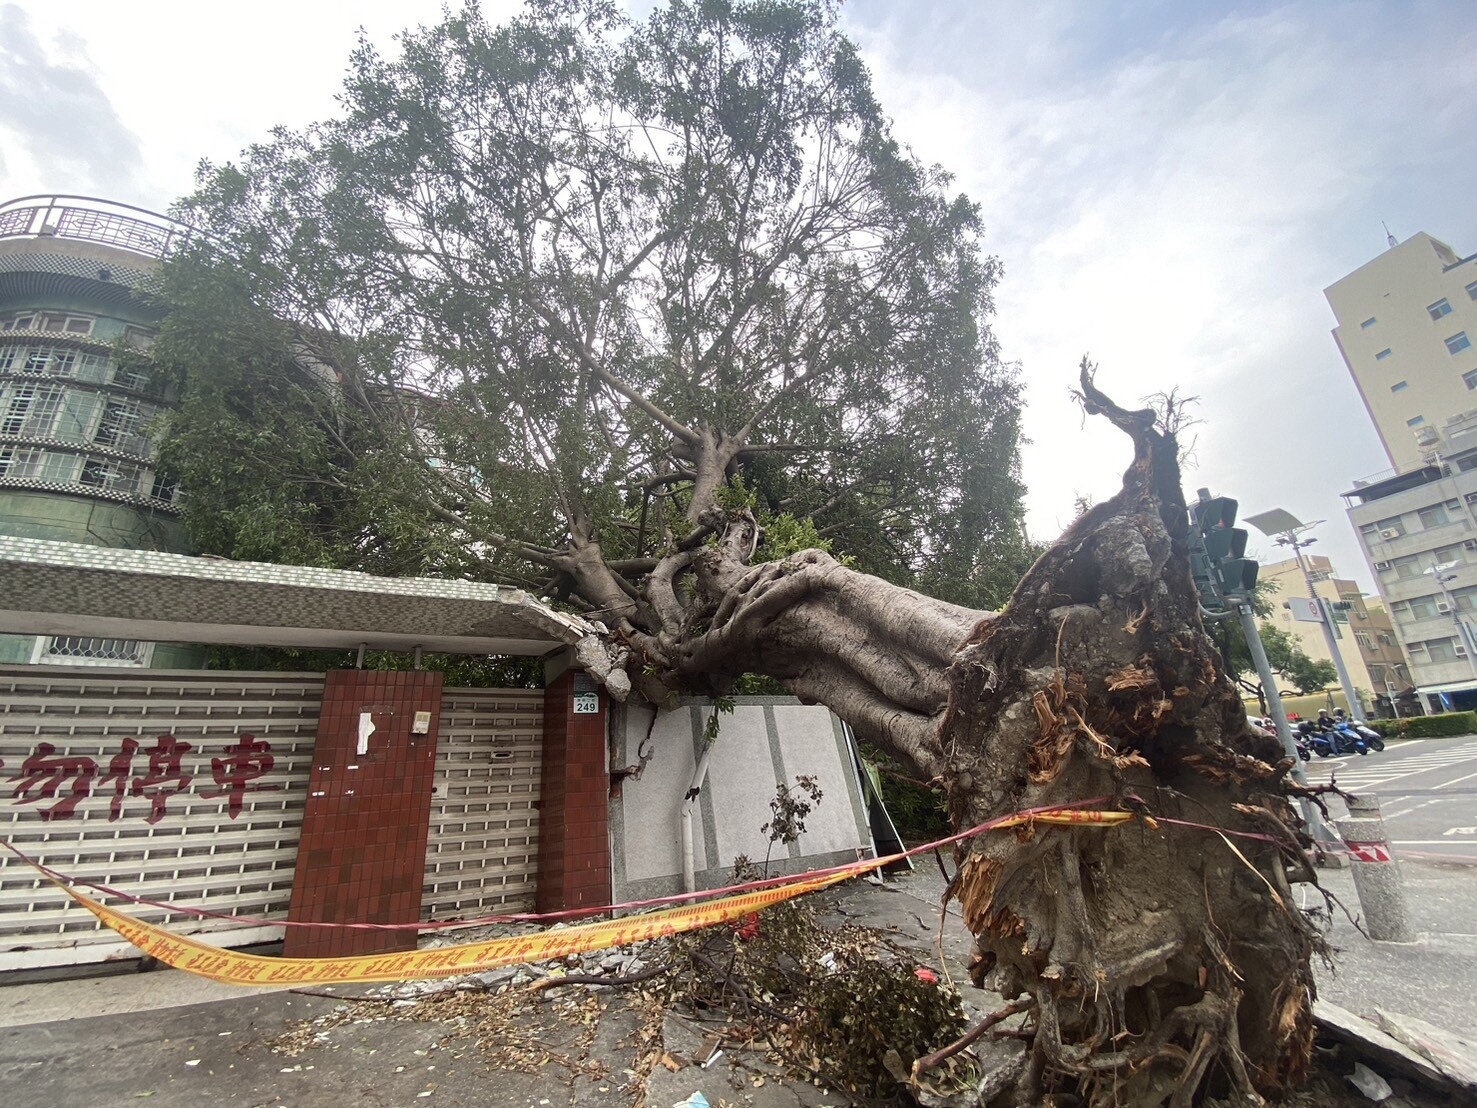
535 668 611 914
283 669 444 959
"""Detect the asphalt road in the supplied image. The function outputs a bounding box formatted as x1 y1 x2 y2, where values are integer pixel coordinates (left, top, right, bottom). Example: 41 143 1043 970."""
1302 733 1477 862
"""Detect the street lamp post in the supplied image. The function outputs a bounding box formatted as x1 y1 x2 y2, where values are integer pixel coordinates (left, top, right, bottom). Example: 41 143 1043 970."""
1242 513 1364 718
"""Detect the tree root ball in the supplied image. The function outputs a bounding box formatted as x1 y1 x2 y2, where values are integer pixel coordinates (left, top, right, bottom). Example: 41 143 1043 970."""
937 366 1325 1106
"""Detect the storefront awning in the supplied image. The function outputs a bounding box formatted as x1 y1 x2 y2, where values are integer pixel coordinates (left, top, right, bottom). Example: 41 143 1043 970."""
0 537 596 656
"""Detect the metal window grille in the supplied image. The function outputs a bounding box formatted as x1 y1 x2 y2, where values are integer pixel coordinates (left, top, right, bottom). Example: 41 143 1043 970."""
78 457 141 493
41 637 146 663
93 399 143 448
0 446 46 480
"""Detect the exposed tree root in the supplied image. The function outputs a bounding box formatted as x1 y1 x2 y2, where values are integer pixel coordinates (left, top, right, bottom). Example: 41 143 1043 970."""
932 363 1321 1105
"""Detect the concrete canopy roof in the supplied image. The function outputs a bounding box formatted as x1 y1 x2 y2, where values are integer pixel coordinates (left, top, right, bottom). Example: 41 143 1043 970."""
0 537 596 656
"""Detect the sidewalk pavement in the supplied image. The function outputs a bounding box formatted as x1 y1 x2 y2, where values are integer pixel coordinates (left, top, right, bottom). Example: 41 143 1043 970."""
0 857 1472 1107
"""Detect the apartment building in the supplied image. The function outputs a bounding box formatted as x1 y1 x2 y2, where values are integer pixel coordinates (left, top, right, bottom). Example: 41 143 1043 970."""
1258 553 1409 707
1326 232 1477 472
1343 411 1477 711
0 194 199 668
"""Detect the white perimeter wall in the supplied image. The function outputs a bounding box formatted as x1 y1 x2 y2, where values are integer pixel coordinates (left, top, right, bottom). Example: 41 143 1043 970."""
608 697 874 902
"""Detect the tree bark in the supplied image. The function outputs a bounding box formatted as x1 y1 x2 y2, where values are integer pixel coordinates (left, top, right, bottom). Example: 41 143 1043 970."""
618 366 1322 1105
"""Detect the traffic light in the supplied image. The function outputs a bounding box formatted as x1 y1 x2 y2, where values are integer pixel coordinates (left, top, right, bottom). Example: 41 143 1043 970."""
1188 490 1259 608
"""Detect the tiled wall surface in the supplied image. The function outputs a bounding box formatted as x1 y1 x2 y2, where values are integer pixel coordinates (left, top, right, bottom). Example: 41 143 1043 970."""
535 670 610 913
283 669 444 959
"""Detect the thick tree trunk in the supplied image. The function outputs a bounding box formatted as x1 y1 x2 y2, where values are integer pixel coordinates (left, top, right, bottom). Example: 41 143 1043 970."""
632 370 1322 1105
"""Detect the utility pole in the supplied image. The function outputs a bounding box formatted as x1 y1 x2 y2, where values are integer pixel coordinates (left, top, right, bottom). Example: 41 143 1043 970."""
1234 599 1342 852
1189 492 1342 853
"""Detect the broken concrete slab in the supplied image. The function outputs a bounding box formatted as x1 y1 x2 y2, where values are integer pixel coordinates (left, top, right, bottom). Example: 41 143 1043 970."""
1374 1009 1477 1089
1314 1000 1457 1094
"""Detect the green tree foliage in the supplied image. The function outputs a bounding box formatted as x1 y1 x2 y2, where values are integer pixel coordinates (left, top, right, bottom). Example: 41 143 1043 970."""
1212 584 1339 707
152 0 1031 608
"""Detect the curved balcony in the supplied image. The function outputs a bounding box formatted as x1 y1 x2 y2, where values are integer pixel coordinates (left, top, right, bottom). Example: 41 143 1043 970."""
0 195 191 261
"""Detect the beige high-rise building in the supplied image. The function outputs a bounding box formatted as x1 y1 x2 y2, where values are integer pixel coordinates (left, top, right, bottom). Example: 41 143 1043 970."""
1258 554 1411 706
1325 232 1477 471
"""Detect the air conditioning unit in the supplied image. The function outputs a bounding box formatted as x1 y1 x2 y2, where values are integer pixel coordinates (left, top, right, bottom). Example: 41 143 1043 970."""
1375 561 1392 570
1380 528 1401 539
1457 646 1469 658
1437 601 1453 614
1415 426 1440 446
1465 539 1477 550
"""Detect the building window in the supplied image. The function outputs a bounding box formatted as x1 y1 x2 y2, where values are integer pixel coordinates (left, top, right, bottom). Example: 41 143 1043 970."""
1429 298 1454 320
1361 317 1377 329
1393 555 1423 579
1391 380 1409 392
1426 637 1462 662
1376 348 1393 360
1407 595 1441 620
111 362 151 392
1447 332 1472 355
1419 504 1450 528
1465 369 1477 390
0 312 94 335
1407 415 1426 427
149 472 178 502
1 383 65 436
1467 280 1477 301
93 398 145 450
37 636 147 666
78 457 141 494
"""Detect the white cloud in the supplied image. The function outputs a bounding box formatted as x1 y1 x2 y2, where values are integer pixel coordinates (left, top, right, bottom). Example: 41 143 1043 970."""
845 1 1477 583
4 0 1476 590
0 4 142 195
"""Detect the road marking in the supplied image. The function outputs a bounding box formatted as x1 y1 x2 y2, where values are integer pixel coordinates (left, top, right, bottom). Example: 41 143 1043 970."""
1380 770 1477 818
1313 753 1477 793
1443 827 1477 836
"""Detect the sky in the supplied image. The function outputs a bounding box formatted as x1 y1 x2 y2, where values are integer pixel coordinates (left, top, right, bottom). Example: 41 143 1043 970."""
3 0 1475 591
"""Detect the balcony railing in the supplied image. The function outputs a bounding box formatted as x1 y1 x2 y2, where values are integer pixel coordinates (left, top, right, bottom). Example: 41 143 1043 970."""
0 195 190 260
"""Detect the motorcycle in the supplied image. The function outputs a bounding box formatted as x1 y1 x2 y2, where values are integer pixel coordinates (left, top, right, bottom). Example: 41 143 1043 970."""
1297 720 1345 758
1336 719 1384 752
1298 720 1368 756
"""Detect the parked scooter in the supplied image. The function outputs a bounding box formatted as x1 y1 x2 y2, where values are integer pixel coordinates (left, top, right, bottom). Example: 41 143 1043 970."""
1332 710 1385 752
1334 719 1384 752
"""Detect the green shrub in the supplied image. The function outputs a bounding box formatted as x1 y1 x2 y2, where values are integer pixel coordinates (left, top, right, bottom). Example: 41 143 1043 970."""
1375 711 1477 739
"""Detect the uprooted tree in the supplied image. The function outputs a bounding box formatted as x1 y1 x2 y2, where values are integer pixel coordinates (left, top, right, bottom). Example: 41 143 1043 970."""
155 1 1327 1101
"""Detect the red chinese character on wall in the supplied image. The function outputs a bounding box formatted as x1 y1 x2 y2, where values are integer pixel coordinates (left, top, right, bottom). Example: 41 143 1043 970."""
131 735 193 824
8 743 97 820
97 737 141 821
201 734 279 819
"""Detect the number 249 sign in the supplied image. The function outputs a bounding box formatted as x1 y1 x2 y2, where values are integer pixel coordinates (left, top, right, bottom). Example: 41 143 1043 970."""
573 692 600 715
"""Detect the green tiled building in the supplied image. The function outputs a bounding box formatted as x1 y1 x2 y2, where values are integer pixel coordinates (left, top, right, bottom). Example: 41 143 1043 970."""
0 195 199 667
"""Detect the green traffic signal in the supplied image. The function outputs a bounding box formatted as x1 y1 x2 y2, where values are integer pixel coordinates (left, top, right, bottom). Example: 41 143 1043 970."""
1189 490 1259 607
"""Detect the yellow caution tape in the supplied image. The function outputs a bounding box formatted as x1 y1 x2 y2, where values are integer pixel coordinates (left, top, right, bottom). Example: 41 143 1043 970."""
31 807 1134 987
54 865 862 987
